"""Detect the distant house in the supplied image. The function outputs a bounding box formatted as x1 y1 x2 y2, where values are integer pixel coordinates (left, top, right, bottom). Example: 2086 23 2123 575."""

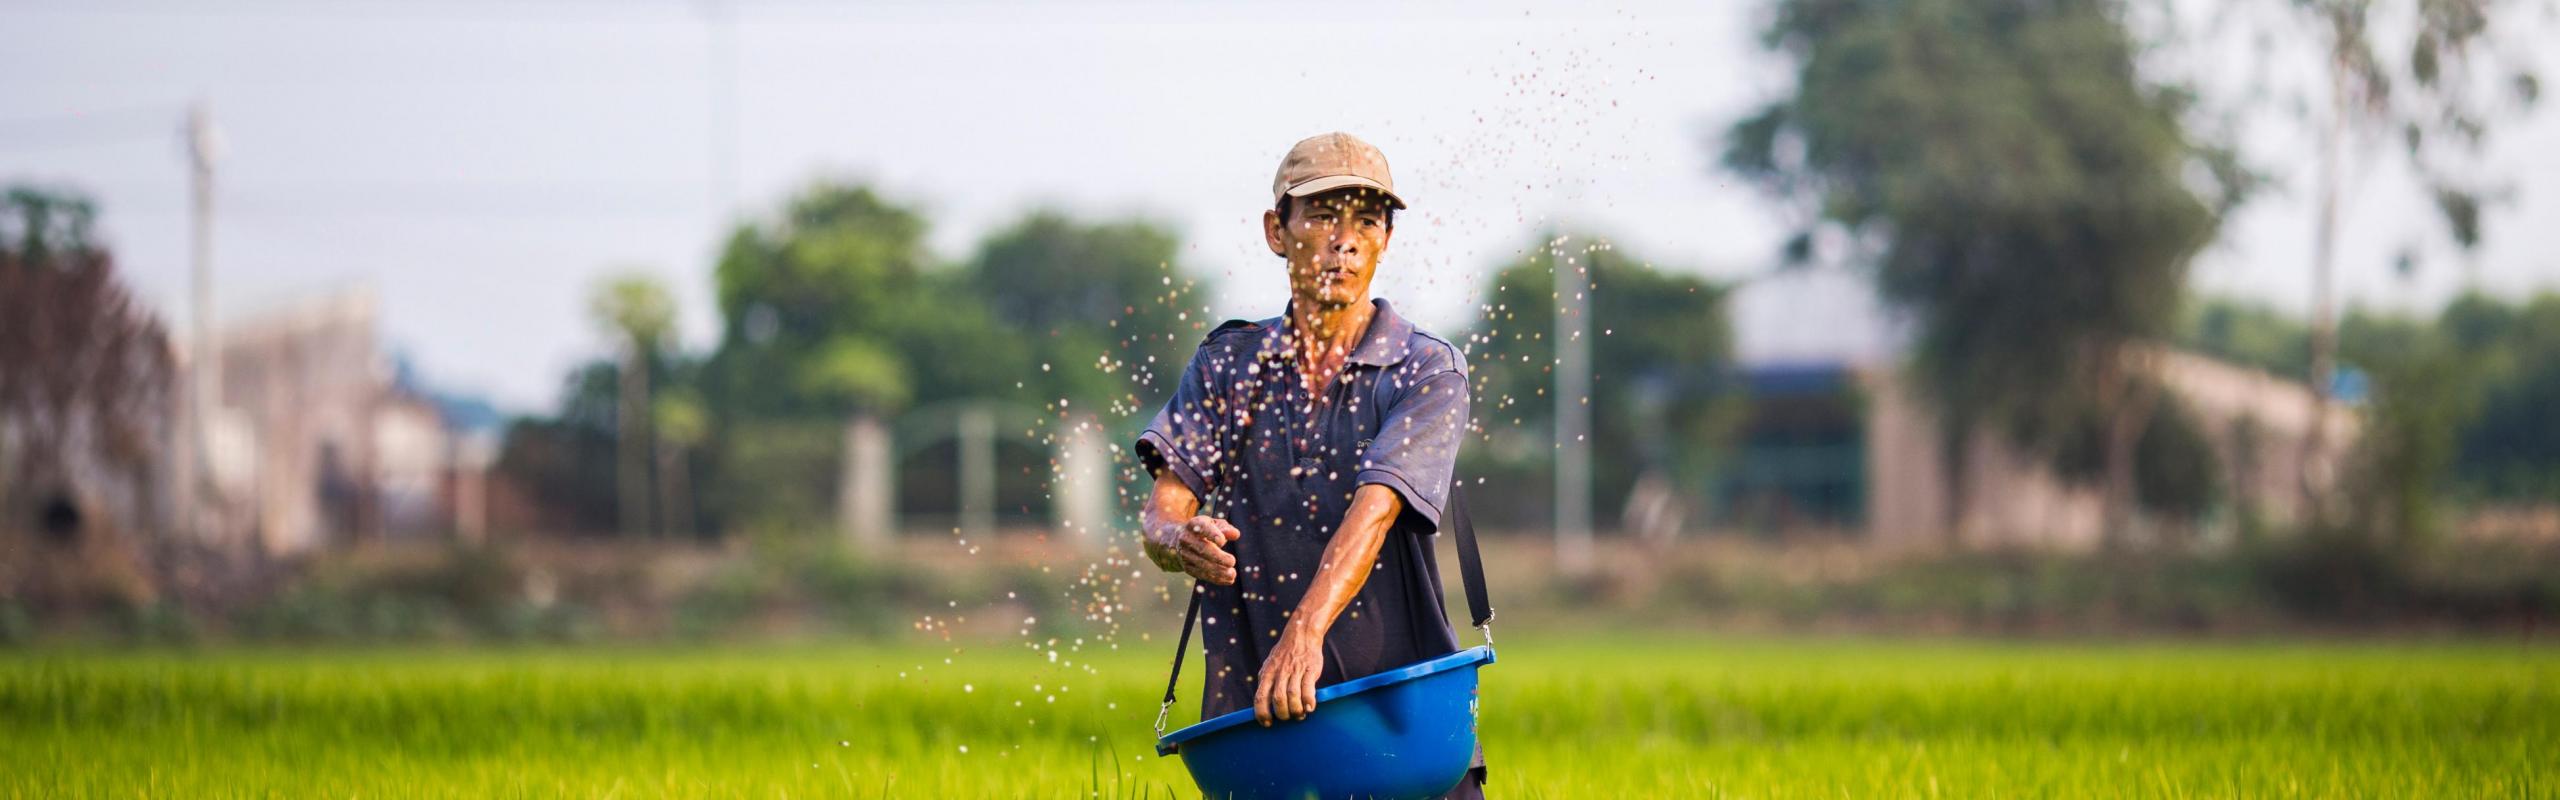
1715 268 2357 549
190 289 492 555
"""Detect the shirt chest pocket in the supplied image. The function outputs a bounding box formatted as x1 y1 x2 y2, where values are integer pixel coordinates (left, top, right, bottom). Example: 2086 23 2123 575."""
1351 368 1393 461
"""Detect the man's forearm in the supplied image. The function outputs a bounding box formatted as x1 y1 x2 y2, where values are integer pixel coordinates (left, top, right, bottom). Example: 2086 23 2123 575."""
1143 470 1241 584
1141 469 1202 544
1285 483 1402 636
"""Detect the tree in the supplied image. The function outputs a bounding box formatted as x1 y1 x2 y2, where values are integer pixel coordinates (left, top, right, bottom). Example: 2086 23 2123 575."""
1462 234 1741 530
588 272 676 538
2222 0 2547 515
1725 0 2240 544
2333 308 2483 548
705 183 947 420
964 210 1202 411
652 388 708 539
700 183 981 534
0 186 175 606
2442 292 2560 502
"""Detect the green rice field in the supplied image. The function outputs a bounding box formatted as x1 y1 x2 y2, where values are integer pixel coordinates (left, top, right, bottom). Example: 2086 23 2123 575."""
4 634 2553 797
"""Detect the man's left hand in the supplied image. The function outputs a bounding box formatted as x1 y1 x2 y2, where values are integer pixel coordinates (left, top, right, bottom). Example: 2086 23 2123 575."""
1253 623 1325 726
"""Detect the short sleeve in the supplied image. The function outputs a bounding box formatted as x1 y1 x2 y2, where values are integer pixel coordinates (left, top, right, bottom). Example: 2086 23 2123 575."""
1134 341 1239 498
1355 346 1470 533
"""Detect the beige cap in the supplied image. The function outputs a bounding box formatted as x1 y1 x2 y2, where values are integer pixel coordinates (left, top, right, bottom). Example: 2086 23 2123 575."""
1270 131 1407 210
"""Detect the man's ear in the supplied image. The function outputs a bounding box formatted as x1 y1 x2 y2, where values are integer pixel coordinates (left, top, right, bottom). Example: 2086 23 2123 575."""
1263 208 1288 259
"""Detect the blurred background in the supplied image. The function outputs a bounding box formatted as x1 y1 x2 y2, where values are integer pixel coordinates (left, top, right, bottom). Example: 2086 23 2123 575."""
4 0 2558 645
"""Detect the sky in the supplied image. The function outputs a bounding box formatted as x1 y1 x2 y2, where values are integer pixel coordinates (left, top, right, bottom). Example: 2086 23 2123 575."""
4 0 2553 414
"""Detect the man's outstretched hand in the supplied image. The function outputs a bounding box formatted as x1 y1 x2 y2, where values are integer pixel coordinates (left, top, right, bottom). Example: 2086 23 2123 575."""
1144 515 1241 585
1254 622 1325 725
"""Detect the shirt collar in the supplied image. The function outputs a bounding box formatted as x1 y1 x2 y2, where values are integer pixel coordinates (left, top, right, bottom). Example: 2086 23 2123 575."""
1267 298 1414 368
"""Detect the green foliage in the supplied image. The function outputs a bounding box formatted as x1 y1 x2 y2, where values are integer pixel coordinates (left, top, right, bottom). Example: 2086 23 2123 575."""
965 211 1203 410
2449 294 2560 499
2050 393 2224 520
705 184 944 421
651 388 709 448
1461 236 1741 522
704 184 1207 424
2336 308 2486 547
579 182 1213 536
587 272 677 354
798 336 911 413
0 186 97 258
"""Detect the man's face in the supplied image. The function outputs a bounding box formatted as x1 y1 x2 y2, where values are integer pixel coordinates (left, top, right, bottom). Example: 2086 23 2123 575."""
1264 188 1393 310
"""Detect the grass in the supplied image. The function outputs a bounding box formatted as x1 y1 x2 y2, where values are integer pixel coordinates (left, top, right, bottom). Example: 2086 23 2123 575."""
2 633 2553 797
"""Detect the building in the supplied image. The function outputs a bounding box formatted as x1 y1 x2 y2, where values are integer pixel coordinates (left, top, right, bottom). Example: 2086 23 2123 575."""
1716 267 2358 549
191 289 492 555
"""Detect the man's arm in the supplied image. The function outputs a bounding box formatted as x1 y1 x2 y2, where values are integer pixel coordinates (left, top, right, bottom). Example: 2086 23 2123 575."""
1253 482 1402 725
1140 470 1242 585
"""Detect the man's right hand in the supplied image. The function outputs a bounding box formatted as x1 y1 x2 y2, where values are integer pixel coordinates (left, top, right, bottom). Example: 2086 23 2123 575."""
1144 515 1241 585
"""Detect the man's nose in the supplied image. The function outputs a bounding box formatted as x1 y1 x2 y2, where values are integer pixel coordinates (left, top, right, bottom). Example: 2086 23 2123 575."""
1328 229 1359 255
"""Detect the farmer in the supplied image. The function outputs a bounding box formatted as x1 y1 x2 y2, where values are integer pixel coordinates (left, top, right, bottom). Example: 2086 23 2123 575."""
1134 132 1483 797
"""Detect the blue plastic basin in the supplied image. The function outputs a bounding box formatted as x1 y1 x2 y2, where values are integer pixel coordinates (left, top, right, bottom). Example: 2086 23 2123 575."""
1156 646 1493 800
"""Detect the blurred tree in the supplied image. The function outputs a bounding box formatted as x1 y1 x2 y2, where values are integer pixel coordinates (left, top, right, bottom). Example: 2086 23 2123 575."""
705 184 964 416
2334 309 2483 548
493 360 627 535
2443 292 2560 501
700 184 941 533
2231 0 2546 517
1462 235 1741 530
652 388 708 539
0 187 173 518
697 184 1216 534
0 186 174 606
965 210 1201 411
1725 0 2242 544
588 272 676 538
798 337 910 414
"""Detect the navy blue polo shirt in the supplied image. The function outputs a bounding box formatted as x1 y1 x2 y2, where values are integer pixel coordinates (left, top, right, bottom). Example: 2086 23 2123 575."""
1134 297 1472 722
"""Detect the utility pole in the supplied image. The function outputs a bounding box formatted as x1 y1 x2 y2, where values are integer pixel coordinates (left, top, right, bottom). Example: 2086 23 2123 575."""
177 101 221 545
958 404 996 541
1553 235 1594 576
2298 39 2348 519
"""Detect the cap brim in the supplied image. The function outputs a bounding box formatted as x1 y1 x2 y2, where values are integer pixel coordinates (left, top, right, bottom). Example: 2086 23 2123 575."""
1283 175 1408 209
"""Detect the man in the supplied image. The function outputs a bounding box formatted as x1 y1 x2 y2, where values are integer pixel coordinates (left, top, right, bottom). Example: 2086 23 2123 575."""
1134 132 1483 797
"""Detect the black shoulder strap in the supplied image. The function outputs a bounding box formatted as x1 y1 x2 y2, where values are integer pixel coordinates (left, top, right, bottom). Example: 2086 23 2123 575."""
1156 477 1493 739
1155 582 1205 737
1446 482 1495 636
